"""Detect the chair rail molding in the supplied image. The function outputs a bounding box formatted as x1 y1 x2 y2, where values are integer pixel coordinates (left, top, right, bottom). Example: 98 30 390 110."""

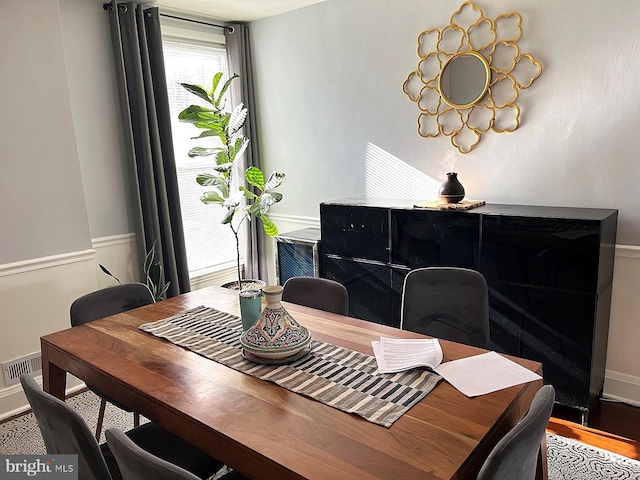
0 249 95 278
91 232 136 250
269 212 320 229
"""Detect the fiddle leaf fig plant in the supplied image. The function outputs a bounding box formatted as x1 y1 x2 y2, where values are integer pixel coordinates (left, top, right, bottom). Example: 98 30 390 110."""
179 72 285 290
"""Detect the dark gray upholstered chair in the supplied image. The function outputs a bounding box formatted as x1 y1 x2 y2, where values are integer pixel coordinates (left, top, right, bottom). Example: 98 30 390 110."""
106 429 247 480
400 267 490 349
70 283 154 440
20 375 225 480
477 385 556 480
282 277 349 316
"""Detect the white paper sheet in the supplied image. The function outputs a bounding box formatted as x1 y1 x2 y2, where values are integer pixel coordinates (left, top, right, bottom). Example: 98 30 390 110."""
371 337 443 374
434 351 542 397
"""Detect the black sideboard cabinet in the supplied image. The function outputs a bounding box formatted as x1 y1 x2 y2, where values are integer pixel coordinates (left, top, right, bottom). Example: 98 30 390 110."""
319 198 618 414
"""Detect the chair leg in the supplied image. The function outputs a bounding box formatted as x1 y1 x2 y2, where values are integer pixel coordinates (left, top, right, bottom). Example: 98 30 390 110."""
133 412 140 427
95 398 107 442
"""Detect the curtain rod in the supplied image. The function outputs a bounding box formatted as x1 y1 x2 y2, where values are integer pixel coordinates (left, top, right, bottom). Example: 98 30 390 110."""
159 13 234 33
102 3 235 33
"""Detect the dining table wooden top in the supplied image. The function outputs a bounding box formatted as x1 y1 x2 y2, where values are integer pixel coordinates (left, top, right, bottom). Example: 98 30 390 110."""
41 285 544 480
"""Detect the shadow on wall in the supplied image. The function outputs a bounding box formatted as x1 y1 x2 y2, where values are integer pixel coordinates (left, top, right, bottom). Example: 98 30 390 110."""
364 143 441 200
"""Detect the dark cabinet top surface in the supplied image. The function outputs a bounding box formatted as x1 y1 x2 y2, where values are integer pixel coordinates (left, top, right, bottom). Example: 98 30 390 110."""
321 198 618 221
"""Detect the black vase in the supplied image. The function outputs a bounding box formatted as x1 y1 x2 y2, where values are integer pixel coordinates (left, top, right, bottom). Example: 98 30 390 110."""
438 172 465 204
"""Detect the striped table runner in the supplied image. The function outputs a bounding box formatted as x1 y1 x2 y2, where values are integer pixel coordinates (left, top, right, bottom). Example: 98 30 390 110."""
140 305 441 427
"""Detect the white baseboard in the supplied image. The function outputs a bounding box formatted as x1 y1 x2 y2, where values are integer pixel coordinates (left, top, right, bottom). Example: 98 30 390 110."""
603 370 640 407
615 244 640 259
0 375 86 421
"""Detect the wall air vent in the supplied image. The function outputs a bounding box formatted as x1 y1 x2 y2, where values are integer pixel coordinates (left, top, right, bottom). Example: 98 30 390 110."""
2 352 42 386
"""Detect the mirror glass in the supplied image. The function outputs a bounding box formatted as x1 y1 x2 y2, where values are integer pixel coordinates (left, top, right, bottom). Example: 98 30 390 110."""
439 52 490 108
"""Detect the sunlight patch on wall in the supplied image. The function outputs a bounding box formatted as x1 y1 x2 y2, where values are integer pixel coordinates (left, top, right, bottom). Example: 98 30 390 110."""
364 143 441 200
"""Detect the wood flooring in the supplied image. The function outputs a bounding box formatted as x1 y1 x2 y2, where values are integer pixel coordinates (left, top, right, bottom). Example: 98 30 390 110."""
548 399 640 461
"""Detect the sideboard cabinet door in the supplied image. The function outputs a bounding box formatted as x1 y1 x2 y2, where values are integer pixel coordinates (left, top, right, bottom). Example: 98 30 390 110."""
391 210 479 269
477 216 601 293
322 256 393 326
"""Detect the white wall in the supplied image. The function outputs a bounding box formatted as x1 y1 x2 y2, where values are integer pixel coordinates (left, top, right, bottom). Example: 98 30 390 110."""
250 0 640 404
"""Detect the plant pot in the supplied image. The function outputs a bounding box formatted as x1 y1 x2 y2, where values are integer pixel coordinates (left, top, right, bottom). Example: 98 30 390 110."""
220 279 266 291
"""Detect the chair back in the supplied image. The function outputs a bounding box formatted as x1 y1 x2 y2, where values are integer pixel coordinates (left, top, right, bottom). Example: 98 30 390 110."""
71 283 154 327
282 277 349 316
20 375 113 480
477 385 555 480
105 428 199 480
400 267 490 348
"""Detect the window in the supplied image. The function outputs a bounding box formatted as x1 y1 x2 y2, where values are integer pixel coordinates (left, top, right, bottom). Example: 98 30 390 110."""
162 22 245 287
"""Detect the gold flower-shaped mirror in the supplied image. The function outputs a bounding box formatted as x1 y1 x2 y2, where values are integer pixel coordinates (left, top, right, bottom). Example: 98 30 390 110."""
403 1 542 154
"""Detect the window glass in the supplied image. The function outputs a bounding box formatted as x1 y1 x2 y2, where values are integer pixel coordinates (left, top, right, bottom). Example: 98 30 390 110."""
162 38 245 278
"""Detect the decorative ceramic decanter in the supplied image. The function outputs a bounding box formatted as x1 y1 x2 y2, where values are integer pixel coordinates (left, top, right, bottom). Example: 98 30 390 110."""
239 285 312 360
438 172 465 203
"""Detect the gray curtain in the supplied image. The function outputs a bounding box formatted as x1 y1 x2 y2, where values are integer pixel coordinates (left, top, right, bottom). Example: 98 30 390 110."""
225 24 269 283
107 2 190 296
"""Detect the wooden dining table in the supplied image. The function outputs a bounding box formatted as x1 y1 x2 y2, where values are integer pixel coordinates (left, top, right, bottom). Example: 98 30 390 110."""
41 285 545 480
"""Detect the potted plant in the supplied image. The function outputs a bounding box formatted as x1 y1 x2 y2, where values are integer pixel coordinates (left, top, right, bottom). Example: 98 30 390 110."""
179 72 285 291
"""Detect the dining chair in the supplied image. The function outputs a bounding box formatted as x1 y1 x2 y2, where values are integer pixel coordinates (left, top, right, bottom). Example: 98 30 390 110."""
105 428 247 480
282 276 349 316
400 267 490 349
476 385 556 480
20 374 226 480
70 283 154 440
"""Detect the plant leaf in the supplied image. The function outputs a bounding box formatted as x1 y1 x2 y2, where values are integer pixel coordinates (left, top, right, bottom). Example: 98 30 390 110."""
180 83 212 104
248 202 262 216
210 72 223 98
188 147 218 158
225 190 244 207
230 137 249 162
215 74 239 105
197 129 222 139
264 171 286 191
178 104 217 119
196 174 228 197
260 192 278 208
214 162 233 173
228 103 247 136
158 281 171 300
245 166 265 189
193 121 224 133
99 264 121 285
260 215 279 237
216 151 229 165
200 191 225 204
239 186 258 200
221 207 235 224
143 242 156 275
269 192 283 202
